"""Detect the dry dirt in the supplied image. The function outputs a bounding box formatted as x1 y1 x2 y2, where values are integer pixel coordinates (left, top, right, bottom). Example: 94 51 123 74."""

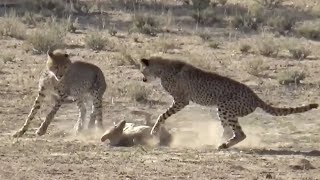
1 0 320 179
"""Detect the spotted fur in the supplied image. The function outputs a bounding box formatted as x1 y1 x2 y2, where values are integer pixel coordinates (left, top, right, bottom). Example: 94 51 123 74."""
139 56 318 149
13 49 107 137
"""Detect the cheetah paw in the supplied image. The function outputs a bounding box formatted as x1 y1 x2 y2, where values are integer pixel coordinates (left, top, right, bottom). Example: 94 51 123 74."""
35 128 46 136
218 143 228 150
12 130 25 138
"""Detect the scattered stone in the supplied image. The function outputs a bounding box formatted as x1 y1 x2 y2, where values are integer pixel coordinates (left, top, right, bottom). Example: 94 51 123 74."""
289 159 315 170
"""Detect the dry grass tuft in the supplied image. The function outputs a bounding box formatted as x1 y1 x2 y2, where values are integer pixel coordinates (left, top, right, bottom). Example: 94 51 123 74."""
256 37 279 57
254 0 283 9
130 13 159 36
244 58 268 76
295 21 320 40
0 10 27 40
125 83 151 103
239 43 251 53
288 47 311 60
277 70 306 85
84 31 108 51
26 19 66 54
208 41 220 49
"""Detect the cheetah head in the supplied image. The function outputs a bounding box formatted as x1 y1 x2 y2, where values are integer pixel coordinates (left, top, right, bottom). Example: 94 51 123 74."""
140 57 161 83
46 49 72 81
100 120 127 144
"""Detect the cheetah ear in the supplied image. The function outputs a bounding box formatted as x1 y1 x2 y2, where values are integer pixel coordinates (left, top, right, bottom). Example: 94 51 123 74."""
47 50 53 58
140 58 149 66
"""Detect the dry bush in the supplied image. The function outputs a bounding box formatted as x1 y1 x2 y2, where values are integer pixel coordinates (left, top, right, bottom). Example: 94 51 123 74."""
20 0 67 17
27 20 66 54
254 0 283 9
256 37 279 57
191 7 220 25
295 21 320 40
61 15 78 33
288 47 311 60
208 41 220 49
0 53 15 64
0 10 27 40
229 13 260 31
239 43 251 53
244 59 268 76
198 31 211 41
130 13 159 36
267 12 295 34
158 40 179 53
84 31 107 51
277 70 306 85
21 11 46 27
125 83 151 103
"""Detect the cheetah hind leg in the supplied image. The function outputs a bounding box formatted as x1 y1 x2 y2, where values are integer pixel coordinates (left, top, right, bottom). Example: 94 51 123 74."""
74 99 86 134
88 97 104 131
218 117 246 149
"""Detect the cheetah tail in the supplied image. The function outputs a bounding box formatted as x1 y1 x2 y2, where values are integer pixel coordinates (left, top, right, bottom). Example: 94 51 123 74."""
257 99 318 116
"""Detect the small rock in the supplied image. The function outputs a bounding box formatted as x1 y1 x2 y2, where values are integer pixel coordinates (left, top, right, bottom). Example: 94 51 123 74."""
266 173 273 179
289 159 315 170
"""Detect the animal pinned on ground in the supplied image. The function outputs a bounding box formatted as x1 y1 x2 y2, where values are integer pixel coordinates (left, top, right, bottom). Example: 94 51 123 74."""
139 56 318 149
101 110 172 147
13 49 107 137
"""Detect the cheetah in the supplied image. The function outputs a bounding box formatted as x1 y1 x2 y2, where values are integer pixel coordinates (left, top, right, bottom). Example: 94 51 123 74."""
101 111 172 147
13 49 107 137
139 56 318 149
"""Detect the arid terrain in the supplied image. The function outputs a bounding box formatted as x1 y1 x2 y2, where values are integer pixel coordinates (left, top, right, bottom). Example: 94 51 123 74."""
0 0 320 179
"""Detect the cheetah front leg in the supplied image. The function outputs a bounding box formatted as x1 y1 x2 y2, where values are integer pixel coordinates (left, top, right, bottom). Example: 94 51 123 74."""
151 99 189 135
13 87 46 137
36 94 67 136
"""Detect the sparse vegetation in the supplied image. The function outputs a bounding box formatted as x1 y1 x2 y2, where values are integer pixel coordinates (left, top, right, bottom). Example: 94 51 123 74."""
158 40 179 53
256 37 279 57
191 7 220 25
0 11 27 40
277 70 306 85
198 31 211 41
295 21 320 40
245 59 268 76
26 20 66 54
267 12 296 34
229 13 260 31
288 47 311 60
239 43 251 53
254 0 283 9
208 41 220 49
125 83 151 102
61 15 78 33
1 0 320 179
0 53 15 64
130 13 159 36
84 31 107 51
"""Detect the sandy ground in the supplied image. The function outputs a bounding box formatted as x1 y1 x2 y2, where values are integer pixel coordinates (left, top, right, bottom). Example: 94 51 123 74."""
1 0 320 179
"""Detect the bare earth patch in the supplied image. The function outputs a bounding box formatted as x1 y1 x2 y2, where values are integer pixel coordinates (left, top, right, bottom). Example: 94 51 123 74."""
1 0 320 179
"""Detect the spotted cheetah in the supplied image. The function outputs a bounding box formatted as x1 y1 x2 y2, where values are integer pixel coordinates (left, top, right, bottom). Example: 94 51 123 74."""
139 56 318 149
101 111 172 146
13 49 107 137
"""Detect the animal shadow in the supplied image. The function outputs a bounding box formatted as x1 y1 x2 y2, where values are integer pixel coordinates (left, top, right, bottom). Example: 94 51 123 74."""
241 148 320 157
